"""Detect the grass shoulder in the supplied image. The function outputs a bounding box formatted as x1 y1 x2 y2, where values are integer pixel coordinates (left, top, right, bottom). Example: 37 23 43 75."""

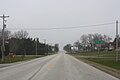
70 51 120 78
0 55 45 64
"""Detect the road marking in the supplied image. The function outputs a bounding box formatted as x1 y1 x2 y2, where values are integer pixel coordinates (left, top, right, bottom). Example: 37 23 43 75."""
47 64 53 70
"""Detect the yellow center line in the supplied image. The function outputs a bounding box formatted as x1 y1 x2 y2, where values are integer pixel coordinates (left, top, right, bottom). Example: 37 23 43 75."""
47 64 53 70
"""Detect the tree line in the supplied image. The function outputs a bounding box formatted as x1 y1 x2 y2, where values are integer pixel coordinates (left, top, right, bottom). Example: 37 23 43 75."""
63 33 113 53
0 29 59 58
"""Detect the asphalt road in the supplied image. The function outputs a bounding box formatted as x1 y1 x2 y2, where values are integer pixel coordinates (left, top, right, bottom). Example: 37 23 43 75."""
0 53 119 80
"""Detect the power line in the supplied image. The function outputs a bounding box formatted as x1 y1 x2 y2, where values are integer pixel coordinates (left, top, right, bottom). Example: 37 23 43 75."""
7 22 115 30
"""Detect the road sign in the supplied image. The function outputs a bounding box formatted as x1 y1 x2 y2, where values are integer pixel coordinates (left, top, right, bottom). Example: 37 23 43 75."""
95 40 105 44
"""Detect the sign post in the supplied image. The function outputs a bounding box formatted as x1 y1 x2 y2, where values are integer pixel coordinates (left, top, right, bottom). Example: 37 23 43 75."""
95 40 105 54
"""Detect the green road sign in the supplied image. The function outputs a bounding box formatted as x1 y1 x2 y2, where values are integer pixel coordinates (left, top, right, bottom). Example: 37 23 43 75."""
95 40 105 44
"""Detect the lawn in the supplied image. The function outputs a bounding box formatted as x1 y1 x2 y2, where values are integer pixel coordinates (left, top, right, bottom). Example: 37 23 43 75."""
87 58 120 70
73 51 120 70
0 55 44 64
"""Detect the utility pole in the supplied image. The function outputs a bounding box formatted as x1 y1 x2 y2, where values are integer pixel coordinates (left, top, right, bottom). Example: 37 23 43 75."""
116 20 119 62
43 39 47 55
0 14 9 62
35 38 38 57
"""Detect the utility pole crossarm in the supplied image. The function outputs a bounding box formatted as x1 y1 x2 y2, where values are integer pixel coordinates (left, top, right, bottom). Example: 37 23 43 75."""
0 16 9 18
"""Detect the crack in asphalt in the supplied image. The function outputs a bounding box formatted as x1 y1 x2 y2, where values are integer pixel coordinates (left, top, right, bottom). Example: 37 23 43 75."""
28 55 57 80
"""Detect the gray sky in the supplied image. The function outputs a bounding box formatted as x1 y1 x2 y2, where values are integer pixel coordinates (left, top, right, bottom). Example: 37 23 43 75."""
0 0 120 50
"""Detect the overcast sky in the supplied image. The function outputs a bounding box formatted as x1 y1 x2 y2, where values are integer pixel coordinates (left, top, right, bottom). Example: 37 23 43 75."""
0 0 120 50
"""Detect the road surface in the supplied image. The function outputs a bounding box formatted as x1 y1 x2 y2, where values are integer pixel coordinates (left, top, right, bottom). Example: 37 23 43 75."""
0 53 119 80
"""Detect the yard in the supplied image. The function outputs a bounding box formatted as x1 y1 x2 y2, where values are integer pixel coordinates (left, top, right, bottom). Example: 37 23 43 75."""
73 51 120 70
0 55 44 64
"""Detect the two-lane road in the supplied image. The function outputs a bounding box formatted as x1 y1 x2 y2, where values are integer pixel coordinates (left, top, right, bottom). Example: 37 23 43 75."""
0 53 119 80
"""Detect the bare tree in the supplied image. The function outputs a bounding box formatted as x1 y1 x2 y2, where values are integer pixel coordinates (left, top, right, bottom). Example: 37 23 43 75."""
74 40 83 51
0 29 11 45
80 34 88 50
63 44 72 52
92 33 103 42
12 30 28 39
80 33 112 51
4 30 11 40
102 35 112 43
87 34 94 50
